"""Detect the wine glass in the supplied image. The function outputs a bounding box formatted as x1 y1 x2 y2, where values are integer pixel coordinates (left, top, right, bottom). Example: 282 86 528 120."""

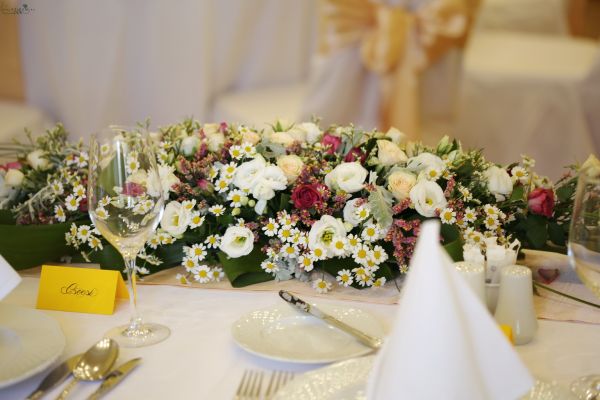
88 125 169 347
568 164 600 398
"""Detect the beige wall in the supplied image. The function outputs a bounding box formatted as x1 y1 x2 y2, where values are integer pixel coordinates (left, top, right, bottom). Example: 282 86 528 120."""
0 12 25 101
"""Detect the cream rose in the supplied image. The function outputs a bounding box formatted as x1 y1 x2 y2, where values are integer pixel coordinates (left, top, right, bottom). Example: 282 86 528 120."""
385 127 406 144
202 123 220 135
277 155 304 183
324 162 368 193
270 131 296 147
205 132 225 152
4 169 24 187
409 180 447 217
27 150 50 170
297 122 322 144
241 130 261 145
308 215 347 257
484 166 513 201
160 201 192 237
387 169 417 201
219 226 254 258
377 140 407 166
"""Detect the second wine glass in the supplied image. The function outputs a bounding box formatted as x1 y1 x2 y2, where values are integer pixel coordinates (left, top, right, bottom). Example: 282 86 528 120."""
88 125 169 347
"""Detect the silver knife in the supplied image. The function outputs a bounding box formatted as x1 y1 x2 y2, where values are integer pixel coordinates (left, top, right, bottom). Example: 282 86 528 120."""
278 290 383 350
86 358 141 400
25 354 82 400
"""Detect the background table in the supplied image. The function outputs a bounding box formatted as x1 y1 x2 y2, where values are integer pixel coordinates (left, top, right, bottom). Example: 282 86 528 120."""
1 277 599 399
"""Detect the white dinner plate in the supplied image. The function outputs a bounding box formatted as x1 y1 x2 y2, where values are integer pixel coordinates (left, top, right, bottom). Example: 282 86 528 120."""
231 303 386 364
0 303 66 388
273 356 576 400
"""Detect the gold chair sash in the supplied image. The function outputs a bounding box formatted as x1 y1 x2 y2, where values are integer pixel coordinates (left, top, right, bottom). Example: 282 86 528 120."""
319 0 480 138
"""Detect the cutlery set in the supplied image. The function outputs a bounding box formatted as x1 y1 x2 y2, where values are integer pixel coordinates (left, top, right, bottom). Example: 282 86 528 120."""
25 338 140 400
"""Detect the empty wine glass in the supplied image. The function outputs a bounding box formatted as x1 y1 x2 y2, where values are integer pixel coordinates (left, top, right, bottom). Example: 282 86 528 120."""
88 125 169 347
568 163 600 399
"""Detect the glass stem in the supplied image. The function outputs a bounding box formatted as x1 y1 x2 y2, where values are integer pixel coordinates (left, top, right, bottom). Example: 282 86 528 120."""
124 255 143 332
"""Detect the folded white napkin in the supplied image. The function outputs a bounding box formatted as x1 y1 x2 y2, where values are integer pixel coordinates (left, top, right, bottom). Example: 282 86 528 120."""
367 220 534 400
0 254 21 301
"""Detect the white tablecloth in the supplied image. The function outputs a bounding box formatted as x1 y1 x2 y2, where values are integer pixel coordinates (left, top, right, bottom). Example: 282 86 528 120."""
1 277 599 399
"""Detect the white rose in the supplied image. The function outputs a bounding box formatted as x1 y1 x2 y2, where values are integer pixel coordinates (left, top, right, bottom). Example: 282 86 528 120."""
385 127 406 144
484 166 513 200
27 150 50 170
406 152 445 173
148 131 163 145
297 122 322 144
324 162 368 193
233 156 267 190
160 201 191 237
219 226 254 258
409 180 447 217
252 165 287 214
377 140 407 166
4 169 24 187
158 164 180 198
241 130 261 145
181 135 201 156
387 169 417 201
343 198 363 227
270 131 296 147
287 127 307 143
308 215 347 257
277 155 304 183
205 132 225 152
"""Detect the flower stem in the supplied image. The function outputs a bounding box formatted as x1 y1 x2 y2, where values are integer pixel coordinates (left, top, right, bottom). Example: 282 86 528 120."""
533 281 600 309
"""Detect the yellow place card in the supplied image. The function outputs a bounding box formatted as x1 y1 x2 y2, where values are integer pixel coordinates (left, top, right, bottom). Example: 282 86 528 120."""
37 265 129 315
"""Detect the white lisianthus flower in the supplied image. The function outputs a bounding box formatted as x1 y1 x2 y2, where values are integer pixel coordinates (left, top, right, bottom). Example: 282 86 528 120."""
376 140 407 166
406 152 445 173
4 169 24 187
297 122 322 144
324 162 368 193
233 156 267 190
252 165 287 214
343 198 363 227
160 201 192 237
27 149 50 170
387 169 417 201
180 135 201 156
308 215 347 257
219 225 254 258
409 180 447 217
385 127 406 144
484 166 513 201
277 154 304 184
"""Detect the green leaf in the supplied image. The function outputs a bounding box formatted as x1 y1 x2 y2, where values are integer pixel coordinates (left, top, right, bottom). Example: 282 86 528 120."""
556 185 575 203
368 186 394 229
217 248 272 287
0 221 77 270
278 193 291 212
0 210 16 224
548 222 566 246
510 185 525 202
525 214 548 248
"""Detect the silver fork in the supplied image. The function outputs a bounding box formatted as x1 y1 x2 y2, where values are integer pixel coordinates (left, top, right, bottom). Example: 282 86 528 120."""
235 370 264 400
264 371 295 400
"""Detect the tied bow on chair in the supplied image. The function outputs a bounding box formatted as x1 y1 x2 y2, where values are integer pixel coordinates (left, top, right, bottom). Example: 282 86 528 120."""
318 0 480 138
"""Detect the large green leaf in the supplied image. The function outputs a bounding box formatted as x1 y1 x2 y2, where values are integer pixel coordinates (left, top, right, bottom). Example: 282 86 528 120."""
217 248 272 287
0 221 75 270
525 214 549 249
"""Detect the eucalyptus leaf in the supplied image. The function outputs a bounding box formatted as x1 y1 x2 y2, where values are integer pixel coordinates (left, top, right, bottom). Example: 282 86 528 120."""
368 186 394 229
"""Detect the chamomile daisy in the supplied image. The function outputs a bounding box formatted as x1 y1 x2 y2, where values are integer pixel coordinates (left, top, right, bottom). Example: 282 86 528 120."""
280 243 299 258
182 257 199 272
262 218 279 236
336 269 353 287
54 205 66 222
372 277 387 288
227 190 245 207
439 208 456 225
182 200 196 211
511 166 528 184
352 244 371 265
311 245 327 260
98 195 111 207
484 215 500 230
193 265 211 283
88 236 103 250
229 145 243 160
221 162 237 177
51 181 64 195
94 207 109 220
205 234 221 248
187 243 207 261
261 260 279 274
147 234 161 249
65 194 80 211
463 207 477 223
355 273 374 287
297 254 315 272
189 212 205 229
331 236 348 256
313 278 332 294
346 234 362 248
370 245 388 264
214 178 230 193
209 205 226 216
361 223 380 242
241 142 257 157
211 267 225 282
77 225 92 242
354 205 370 221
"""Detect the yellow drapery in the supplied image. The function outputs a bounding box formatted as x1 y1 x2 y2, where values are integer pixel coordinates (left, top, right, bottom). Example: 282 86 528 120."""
318 0 480 139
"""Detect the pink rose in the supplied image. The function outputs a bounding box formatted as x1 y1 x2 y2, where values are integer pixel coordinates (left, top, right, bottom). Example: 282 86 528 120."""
528 188 555 218
0 161 22 171
122 182 146 197
321 133 342 154
344 147 367 164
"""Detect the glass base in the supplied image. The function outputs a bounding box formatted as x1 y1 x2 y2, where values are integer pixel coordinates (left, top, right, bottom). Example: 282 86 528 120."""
105 322 170 348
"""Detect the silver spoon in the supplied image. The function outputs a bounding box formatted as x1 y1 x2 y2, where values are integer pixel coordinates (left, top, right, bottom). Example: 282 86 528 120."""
55 338 119 400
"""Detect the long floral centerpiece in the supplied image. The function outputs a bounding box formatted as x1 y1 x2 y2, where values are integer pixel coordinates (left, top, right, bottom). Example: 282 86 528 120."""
0 120 580 293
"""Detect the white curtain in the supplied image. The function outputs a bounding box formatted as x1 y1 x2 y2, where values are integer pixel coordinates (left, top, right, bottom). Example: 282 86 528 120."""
20 0 316 139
